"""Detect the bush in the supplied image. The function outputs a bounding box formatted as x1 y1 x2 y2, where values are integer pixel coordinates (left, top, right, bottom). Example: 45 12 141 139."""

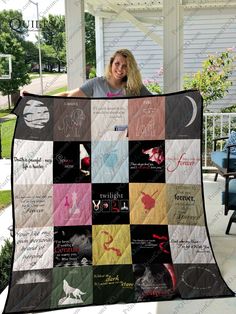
0 239 13 293
143 79 162 94
184 49 235 110
88 67 96 79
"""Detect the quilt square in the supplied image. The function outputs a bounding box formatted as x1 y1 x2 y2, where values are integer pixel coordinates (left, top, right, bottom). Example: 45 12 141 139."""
92 141 128 183
129 183 167 224
168 225 214 264
165 139 201 184
51 267 93 308
13 139 53 185
13 95 53 141
54 226 92 267
129 140 165 182
53 142 91 183
5 270 52 313
133 263 176 301
131 225 172 264
92 183 129 224
165 91 202 139
91 98 128 141
92 225 132 265
14 184 53 228
128 96 165 140
53 98 91 141
173 264 234 298
53 183 92 226
93 265 134 304
166 184 204 226
13 227 54 271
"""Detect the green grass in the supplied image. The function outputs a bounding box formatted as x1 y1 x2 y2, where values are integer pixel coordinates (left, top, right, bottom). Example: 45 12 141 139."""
29 74 40 80
0 191 11 211
29 72 65 80
0 109 12 118
1 119 16 158
45 86 67 95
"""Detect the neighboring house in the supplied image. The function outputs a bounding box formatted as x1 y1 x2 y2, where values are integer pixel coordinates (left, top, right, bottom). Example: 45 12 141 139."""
93 6 236 112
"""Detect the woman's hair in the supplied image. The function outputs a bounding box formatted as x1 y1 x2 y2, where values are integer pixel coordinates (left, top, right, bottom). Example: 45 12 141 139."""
105 48 143 96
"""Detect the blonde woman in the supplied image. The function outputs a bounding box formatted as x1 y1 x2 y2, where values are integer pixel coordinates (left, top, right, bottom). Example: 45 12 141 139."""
57 49 152 98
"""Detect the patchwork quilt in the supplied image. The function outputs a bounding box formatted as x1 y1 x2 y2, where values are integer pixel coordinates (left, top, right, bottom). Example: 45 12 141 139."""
4 90 234 313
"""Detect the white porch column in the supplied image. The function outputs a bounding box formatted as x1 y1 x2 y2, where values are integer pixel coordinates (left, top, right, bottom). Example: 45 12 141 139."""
95 16 105 76
65 0 86 89
163 0 184 93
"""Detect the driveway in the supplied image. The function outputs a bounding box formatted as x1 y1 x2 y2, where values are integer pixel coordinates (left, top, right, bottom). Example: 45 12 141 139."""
0 74 67 109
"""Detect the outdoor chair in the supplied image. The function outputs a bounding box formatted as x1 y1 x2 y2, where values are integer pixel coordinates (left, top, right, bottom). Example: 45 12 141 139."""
222 178 236 234
211 136 236 216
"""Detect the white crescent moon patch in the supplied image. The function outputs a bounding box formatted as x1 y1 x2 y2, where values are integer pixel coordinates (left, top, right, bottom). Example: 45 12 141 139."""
185 96 198 127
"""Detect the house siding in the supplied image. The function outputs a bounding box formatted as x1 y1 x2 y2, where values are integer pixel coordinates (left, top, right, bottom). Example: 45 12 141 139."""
102 8 236 111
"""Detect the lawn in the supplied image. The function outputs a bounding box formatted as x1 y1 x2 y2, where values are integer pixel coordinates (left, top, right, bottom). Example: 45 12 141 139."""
45 86 67 95
0 190 11 212
1 119 16 158
29 72 66 80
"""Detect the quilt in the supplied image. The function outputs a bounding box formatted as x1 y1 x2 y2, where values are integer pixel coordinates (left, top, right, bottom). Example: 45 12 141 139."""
4 90 234 313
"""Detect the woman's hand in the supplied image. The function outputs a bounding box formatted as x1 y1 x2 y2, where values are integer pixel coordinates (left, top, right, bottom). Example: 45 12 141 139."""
20 90 30 97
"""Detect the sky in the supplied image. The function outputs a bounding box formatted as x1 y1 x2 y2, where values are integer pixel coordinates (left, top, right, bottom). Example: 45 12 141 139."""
0 0 65 41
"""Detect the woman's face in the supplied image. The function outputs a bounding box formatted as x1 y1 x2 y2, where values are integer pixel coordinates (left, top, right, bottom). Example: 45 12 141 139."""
111 54 128 81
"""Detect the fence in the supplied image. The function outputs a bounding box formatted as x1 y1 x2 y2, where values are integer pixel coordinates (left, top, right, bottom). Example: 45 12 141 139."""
203 112 236 169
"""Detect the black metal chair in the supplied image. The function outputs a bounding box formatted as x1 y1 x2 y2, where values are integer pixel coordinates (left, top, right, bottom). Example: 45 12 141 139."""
211 137 236 216
222 178 236 234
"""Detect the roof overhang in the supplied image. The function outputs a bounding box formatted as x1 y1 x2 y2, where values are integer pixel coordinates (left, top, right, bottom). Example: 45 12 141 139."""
85 0 236 17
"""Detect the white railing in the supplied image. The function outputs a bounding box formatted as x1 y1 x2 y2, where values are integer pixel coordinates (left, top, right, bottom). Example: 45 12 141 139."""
203 112 236 168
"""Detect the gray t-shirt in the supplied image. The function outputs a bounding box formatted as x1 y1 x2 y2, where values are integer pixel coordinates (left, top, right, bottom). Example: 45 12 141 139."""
80 76 152 97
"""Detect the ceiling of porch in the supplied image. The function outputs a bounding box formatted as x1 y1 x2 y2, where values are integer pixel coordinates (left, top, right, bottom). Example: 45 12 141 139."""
85 0 236 16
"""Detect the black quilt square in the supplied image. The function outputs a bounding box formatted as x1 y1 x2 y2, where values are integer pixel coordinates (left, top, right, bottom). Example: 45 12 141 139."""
93 265 135 304
131 225 172 264
5 270 52 312
133 263 176 301
13 96 54 141
129 140 165 183
173 263 235 298
165 91 202 139
92 183 129 224
54 226 92 267
53 141 91 183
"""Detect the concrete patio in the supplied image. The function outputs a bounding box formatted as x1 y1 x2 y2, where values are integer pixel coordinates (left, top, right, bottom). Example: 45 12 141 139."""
0 160 235 314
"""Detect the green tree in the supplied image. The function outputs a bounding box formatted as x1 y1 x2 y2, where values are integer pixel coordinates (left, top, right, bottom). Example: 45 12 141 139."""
41 44 57 71
184 50 235 110
40 15 66 72
0 33 31 108
0 9 28 40
22 40 39 69
40 13 96 72
85 12 95 67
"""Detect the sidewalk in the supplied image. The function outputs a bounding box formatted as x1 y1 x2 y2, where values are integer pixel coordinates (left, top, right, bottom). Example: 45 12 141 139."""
0 159 11 191
0 205 12 250
0 114 16 123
